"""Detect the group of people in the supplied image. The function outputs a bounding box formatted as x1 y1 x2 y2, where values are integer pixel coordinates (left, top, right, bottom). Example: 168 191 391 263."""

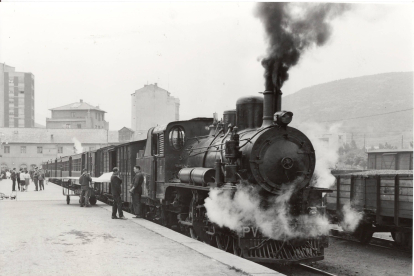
9 167 46 192
78 165 143 221
110 165 143 220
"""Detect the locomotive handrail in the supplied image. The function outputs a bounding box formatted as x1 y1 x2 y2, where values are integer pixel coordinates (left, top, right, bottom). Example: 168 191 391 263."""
185 143 224 151
238 125 275 150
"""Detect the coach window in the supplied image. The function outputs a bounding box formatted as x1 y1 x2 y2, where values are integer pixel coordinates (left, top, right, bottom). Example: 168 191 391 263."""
169 126 185 150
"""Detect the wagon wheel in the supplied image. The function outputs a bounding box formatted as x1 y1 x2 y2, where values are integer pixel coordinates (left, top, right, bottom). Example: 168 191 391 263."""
89 196 97 205
391 231 412 247
233 237 243 256
66 195 70 205
354 224 373 244
216 232 232 252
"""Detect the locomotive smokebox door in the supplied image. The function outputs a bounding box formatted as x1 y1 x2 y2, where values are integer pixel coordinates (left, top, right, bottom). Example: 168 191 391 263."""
250 128 315 195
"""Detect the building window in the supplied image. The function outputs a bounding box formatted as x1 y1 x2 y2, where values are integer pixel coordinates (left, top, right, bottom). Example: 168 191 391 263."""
71 112 75 118
65 124 71 129
58 147 63 153
4 146 10 154
21 146 26 154
37 147 43 153
77 124 81 129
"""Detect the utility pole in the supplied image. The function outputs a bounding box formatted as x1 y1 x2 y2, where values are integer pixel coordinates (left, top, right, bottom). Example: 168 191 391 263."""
364 134 366 152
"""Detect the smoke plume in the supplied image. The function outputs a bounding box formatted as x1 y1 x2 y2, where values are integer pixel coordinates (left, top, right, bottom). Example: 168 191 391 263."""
256 3 351 88
204 180 330 240
340 202 363 232
72 137 83 154
298 122 342 189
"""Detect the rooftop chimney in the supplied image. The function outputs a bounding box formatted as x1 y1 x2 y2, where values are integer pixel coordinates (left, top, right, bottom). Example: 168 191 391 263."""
80 99 83 103
154 83 157 87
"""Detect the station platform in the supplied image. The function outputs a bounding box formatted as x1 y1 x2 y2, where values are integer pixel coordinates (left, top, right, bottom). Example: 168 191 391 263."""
0 179 284 276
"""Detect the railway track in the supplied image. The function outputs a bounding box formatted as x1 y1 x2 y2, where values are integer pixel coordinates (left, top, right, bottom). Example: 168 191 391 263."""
264 263 338 276
329 230 411 252
297 263 338 276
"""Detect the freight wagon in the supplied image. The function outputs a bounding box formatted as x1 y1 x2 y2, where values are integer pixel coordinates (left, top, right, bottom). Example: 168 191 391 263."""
327 170 413 247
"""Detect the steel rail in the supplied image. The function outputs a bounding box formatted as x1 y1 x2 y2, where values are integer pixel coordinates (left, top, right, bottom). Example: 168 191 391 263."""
297 263 338 276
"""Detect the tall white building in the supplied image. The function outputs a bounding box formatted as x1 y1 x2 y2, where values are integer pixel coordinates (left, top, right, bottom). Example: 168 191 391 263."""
0 63 35 128
131 83 180 140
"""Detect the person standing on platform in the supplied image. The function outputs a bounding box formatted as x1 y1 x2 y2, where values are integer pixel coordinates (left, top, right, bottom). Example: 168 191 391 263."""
24 170 30 191
111 167 127 220
38 169 45 191
29 169 34 184
16 169 21 191
129 166 143 218
11 168 17 191
33 167 39 191
79 169 92 207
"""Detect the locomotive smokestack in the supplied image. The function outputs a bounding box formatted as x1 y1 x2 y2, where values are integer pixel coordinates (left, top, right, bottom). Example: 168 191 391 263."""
262 60 283 127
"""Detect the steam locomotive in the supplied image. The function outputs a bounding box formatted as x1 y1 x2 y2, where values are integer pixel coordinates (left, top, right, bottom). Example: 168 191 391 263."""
44 86 330 264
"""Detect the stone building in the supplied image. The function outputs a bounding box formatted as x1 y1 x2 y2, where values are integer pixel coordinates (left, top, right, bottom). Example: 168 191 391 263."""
0 63 35 128
46 99 108 129
0 127 118 171
118 127 134 143
131 83 179 140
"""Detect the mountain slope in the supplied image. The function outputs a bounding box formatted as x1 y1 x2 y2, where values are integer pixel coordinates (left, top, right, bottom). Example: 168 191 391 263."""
283 72 413 148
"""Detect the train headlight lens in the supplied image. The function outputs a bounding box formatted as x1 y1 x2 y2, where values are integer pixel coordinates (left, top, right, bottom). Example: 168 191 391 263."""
274 111 293 126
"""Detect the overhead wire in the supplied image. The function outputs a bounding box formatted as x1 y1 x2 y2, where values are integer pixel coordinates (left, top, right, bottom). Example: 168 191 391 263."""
320 108 413 123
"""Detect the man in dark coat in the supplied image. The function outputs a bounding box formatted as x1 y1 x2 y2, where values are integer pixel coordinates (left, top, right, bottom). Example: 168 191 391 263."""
110 167 127 220
16 169 21 191
79 169 92 207
129 165 143 218
33 167 39 191
11 168 17 191
38 169 45 190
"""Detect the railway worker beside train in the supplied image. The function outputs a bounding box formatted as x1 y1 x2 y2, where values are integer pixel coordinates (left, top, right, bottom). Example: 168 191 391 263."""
130 166 143 218
79 169 92 207
110 167 127 220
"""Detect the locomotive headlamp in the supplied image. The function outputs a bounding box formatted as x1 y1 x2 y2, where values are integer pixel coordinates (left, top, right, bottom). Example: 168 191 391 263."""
274 111 293 126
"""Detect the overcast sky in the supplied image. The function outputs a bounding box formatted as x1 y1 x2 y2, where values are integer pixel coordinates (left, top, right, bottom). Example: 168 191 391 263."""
0 2 412 130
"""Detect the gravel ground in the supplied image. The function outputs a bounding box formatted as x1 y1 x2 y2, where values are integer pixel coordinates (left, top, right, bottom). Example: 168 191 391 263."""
263 237 412 276
312 237 412 276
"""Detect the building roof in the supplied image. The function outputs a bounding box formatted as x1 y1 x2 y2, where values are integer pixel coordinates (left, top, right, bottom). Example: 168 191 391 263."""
119 127 134 132
50 100 106 113
0 127 118 144
367 149 413 154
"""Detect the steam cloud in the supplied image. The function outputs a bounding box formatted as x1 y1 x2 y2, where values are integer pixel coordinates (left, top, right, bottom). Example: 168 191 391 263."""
340 202 363 232
72 137 83 154
298 122 342 189
255 3 351 88
205 180 330 240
